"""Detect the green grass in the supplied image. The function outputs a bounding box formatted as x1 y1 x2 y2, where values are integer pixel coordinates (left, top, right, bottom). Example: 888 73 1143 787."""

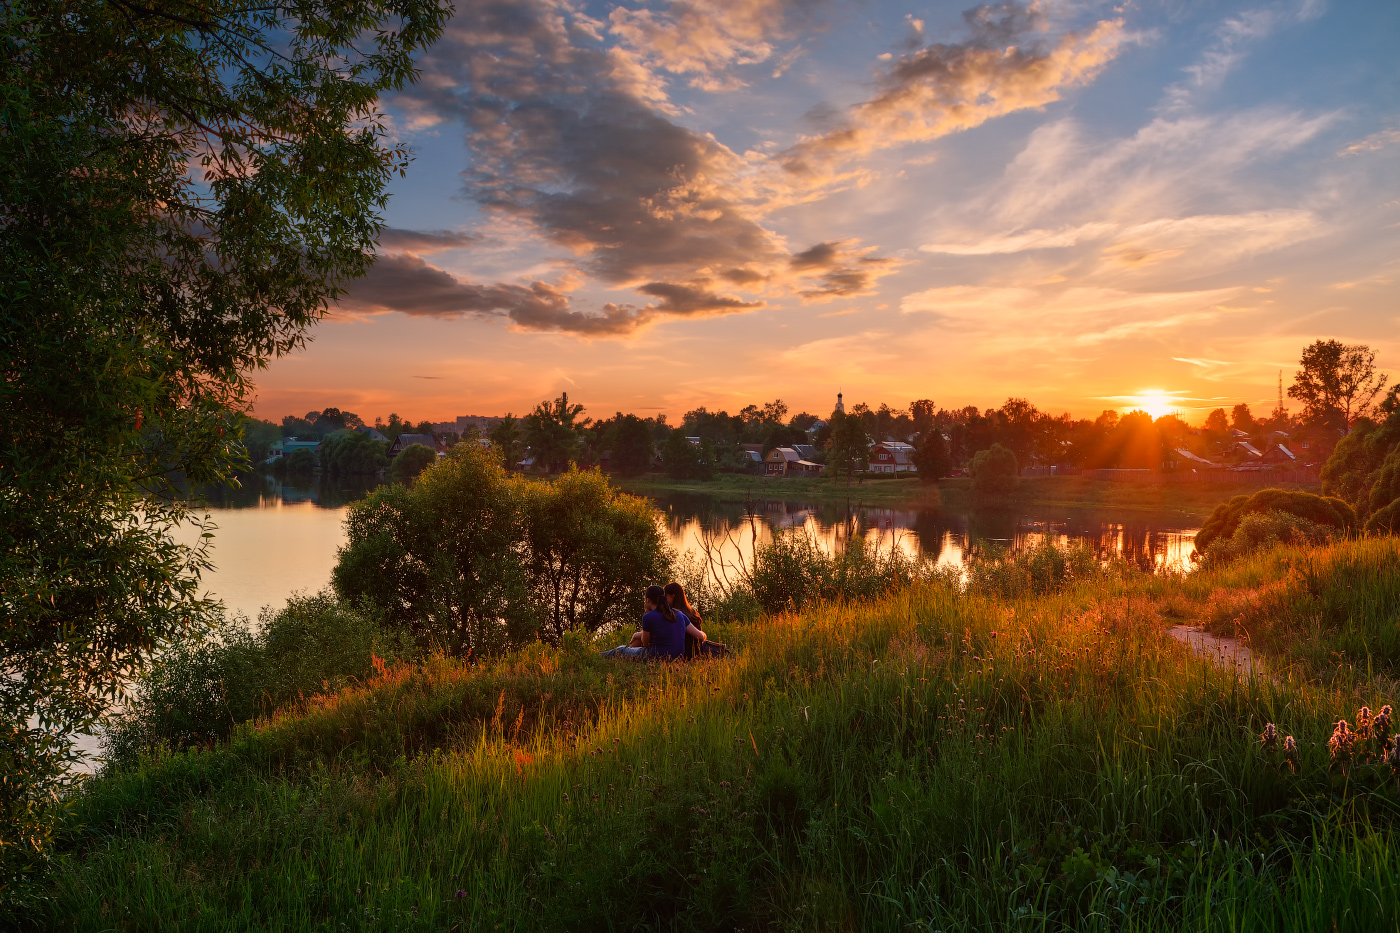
33 540 1400 932
618 473 1320 519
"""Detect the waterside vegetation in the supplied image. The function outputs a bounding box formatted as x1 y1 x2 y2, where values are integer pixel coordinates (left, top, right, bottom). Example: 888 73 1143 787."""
27 535 1400 931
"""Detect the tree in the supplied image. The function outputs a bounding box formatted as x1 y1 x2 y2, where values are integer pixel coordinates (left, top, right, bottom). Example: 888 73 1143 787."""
912 430 953 483
282 415 316 439
523 393 588 473
825 411 870 486
611 415 655 476
0 0 445 890
970 444 1019 497
334 447 671 655
334 445 533 658
1231 403 1257 436
1290 339 1389 430
319 431 389 475
1203 408 1230 450
520 469 674 644
241 417 283 465
663 429 711 480
910 399 937 438
390 444 438 483
490 414 525 470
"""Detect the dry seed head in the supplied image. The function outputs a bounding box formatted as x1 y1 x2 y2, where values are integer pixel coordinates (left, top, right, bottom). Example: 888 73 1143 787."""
1260 723 1278 751
1284 735 1300 774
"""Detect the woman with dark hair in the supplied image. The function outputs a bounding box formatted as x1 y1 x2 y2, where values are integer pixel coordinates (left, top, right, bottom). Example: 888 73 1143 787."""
601 585 688 660
663 581 707 646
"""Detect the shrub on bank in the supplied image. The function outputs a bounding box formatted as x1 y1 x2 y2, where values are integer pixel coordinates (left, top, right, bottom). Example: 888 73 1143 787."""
1194 488 1355 556
102 593 412 771
969 443 1018 497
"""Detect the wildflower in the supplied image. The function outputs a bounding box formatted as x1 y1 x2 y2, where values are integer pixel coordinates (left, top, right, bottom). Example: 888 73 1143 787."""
1284 736 1300 774
454 890 467 900
1329 720 1355 772
1356 706 1374 741
1387 738 1400 778
1374 705 1393 741
1260 723 1278 752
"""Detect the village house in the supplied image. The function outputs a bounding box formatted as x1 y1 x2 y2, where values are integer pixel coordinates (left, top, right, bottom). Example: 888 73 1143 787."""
267 438 321 462
867 441 917 474
388 433 442 458
765 446 825 476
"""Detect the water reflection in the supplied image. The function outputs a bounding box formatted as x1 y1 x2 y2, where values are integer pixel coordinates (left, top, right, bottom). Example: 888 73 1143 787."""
650 493 1199 579
183 476 1200 623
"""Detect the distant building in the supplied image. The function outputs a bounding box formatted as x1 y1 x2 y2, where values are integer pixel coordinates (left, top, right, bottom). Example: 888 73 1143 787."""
867 441 917 474
1261 443 1297 464
388 433 442 458
267 438 321 462
452 415 504 436
765 447 825 476
1173 447 1217 468
833 392 845 416
355 426 388 442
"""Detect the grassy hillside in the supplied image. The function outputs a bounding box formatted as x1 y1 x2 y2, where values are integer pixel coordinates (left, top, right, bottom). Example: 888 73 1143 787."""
35 539 1400 931
618 473 1320 519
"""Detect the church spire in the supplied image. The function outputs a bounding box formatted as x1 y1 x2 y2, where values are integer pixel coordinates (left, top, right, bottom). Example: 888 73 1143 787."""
834 391 844 415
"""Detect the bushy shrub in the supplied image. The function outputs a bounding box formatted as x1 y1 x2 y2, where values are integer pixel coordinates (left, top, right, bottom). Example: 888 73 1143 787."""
1200 510 1336 566
389 442 437 482
965 540 1105 599
1194 488 1355 553
279 447 316 473
102 593 412 772
970 443 1018 497
335 445 672 655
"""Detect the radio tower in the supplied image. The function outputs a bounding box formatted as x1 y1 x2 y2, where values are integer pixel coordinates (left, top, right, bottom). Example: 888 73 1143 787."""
1277 370 1284 418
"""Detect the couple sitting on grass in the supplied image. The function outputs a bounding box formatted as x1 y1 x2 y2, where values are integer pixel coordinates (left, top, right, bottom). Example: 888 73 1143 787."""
602 582 707 661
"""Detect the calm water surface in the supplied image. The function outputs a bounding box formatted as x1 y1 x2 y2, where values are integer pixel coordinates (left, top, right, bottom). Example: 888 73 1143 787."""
183 474 1201 620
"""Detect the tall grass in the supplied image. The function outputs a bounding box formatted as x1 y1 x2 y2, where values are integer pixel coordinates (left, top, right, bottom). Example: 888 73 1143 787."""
32 541 1400 931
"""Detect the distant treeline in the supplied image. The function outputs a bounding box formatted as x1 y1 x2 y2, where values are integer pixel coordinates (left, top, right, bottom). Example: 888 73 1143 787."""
239 340 1389 478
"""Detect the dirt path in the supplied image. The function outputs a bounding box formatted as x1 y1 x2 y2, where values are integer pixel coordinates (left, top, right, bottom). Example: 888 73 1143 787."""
1167 625 1262 676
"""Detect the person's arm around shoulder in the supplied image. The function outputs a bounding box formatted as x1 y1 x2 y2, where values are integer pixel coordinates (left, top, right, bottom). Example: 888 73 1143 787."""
685 617 706 643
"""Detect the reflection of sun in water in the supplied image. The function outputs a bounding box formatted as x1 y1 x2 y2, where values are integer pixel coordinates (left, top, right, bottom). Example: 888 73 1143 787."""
1122 392 1178 419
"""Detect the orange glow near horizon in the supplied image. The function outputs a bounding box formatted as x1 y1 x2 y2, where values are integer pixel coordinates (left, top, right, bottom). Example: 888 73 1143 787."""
1120 392 1180 420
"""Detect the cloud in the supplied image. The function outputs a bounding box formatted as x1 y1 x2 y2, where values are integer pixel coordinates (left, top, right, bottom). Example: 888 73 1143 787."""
1161 0 1324 113
1339 126 1400 157
343 253 763 336
782 3 1131 173
900 284 1247 349
396 0 790 288
608 0 815 92
921 222 1114 255
377 227 476 254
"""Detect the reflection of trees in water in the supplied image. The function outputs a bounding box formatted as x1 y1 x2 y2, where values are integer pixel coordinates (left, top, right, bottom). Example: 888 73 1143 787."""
648 493 1195 570
196 472 381 510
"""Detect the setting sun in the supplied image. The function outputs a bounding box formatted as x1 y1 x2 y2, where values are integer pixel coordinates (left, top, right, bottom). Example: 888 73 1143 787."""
1122 392 1180 420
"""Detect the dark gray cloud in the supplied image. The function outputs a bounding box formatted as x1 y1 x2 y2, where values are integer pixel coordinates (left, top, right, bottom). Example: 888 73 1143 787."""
377 227 476 254
343 253 762 336
396 0 787 285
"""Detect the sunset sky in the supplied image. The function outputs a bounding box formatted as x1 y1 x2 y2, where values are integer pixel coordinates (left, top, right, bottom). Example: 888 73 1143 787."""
253 0 1400 426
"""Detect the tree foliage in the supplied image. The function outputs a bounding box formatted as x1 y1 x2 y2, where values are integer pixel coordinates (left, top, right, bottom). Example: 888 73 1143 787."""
389 443 438 483
524 394 588 473
1290 340 1389 431
824 411 870 484
1194 489 1356 554
319 431 389 475
912 430 953 483
489 414 525 470
970 444 1019 497
663 429 712 480
1320 388 1400 533
0 0 445 896
333 446 671 657
609 415 655 476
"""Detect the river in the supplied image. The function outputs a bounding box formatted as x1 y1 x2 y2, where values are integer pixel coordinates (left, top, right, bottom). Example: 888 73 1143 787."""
180 472 1201 622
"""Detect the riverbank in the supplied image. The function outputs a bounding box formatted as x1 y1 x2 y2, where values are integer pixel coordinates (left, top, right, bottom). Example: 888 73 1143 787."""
617 472 1321 520
35 538 1400 931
